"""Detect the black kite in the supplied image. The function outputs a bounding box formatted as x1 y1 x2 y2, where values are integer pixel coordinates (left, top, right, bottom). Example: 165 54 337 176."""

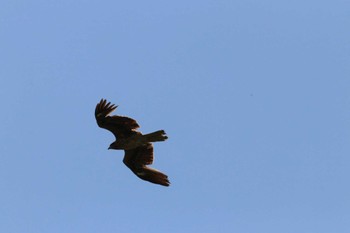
95 99 170 186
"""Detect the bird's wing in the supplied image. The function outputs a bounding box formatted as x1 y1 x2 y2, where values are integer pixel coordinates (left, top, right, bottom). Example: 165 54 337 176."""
95 99 140 138
123 143 170 186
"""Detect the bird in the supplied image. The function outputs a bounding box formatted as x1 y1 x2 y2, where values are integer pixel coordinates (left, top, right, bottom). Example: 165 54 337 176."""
95 99 170 186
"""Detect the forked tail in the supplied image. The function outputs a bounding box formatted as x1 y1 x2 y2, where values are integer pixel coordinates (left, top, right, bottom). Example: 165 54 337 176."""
143 130 168 142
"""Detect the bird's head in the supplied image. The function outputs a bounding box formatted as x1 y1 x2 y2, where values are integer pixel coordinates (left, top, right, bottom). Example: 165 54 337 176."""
108 142 120 150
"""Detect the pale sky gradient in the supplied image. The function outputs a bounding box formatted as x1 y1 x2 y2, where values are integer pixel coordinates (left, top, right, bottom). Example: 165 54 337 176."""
1 1 350 233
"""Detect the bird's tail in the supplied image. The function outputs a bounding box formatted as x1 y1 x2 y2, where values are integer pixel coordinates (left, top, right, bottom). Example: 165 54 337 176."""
143 130 168 142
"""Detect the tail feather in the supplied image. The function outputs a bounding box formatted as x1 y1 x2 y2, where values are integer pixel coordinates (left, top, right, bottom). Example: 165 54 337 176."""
143 130 168 142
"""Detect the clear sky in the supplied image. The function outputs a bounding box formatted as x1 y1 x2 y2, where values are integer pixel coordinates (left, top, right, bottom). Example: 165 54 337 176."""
1 1 349 232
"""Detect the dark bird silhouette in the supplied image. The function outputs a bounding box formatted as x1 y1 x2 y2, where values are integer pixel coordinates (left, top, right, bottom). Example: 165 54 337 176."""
95 99 170 186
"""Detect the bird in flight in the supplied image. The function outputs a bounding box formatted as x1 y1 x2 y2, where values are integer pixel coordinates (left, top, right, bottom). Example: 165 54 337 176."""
95 99 170 186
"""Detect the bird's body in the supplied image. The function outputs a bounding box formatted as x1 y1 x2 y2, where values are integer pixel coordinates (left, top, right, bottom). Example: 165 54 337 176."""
95 99 170 186
108 130 167 150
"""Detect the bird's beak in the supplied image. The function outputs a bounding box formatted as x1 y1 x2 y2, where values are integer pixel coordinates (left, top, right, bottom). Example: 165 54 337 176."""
108 146 111 150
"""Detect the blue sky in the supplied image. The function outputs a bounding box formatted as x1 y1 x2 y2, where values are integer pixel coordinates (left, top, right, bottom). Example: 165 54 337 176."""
1 1 349 232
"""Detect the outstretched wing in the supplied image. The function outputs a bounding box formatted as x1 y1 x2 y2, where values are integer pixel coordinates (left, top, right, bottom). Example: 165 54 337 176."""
123 143 170 186
95 99 140 139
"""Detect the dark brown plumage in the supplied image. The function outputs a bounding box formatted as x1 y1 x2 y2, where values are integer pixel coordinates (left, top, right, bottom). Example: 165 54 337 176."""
95 99 170 186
